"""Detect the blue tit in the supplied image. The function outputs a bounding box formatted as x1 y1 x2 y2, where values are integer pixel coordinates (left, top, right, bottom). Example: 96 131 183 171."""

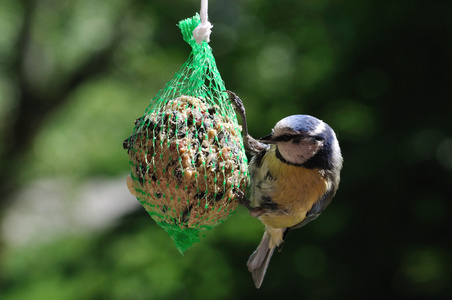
226 91 343 289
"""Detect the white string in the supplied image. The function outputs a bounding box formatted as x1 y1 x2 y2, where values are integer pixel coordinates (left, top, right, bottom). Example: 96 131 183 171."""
193 0 213 45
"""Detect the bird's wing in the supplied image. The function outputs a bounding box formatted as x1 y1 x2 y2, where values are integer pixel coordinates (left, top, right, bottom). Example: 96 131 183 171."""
290 186 336 230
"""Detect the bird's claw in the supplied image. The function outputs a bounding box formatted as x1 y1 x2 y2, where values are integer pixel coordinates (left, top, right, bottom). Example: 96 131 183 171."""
235 189 265 217
226 90 246 117
225 90 269 154
235 188 253 210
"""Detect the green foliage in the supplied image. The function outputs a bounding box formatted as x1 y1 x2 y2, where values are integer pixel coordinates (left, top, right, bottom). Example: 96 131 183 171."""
1 0 452 299
0 210 261 300
23 78 143 178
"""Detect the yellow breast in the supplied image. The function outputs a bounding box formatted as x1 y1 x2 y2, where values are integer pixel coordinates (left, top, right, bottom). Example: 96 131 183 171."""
255 147 327 228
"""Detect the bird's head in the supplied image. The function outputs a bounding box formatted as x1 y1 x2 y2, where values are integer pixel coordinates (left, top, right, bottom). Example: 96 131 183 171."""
259 115 342 171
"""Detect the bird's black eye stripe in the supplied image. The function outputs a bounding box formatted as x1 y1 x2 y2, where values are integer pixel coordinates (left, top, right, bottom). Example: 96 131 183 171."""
312 135 324 141
292 135 302 143
273 134 293 142
273 134 324 143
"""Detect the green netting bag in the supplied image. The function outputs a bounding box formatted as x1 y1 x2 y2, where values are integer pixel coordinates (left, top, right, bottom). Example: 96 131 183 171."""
123 14 249 253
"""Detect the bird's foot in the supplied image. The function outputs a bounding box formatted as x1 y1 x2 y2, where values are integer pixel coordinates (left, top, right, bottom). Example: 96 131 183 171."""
235 189 265 217
225 90 246 119
225 90 269 154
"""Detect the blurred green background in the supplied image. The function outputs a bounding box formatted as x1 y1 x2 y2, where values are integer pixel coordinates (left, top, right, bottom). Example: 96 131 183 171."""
1 0 451 299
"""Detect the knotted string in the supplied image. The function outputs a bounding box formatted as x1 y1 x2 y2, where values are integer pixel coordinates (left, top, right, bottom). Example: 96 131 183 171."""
193 0 213 44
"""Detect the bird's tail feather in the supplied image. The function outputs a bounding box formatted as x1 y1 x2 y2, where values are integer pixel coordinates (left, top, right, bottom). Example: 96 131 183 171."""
247 233 275 289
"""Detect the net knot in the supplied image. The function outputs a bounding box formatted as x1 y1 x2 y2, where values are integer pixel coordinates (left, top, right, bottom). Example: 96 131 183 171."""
193 0 212 45
193 21 213 45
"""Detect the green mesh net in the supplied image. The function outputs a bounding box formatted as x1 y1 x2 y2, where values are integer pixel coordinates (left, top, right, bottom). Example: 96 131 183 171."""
123 14 249 254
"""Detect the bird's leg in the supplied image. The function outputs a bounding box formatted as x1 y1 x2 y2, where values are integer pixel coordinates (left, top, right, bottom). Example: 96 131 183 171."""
234 189 266 217
226 91 268 154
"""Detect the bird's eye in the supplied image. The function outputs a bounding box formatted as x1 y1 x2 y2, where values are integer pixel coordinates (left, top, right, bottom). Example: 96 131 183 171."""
275 134 293 142
312 135 324 141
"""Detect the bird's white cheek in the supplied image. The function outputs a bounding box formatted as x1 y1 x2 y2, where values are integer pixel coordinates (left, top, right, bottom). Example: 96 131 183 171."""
278 143 302 163
278 140 322 165
305 145 318 156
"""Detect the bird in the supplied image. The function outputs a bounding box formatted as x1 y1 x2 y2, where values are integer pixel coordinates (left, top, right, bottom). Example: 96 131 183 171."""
226 91 343 289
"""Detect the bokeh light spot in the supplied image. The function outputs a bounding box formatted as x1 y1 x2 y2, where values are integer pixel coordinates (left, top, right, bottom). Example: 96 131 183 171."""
325 99 375 140
294 245 328 278
411 129 445 161
395 248 449 296
436 138 452 170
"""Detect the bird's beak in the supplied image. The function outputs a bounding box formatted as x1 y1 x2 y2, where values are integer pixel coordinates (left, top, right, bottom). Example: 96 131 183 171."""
258 133 276 144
